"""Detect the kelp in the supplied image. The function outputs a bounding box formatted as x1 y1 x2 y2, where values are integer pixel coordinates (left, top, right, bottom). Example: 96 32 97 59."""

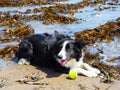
0 25 34 61
0 9 76 26
0 0 104 7
84 51 120 80
84 52 99 63
40 0 102 14
0 12 77 26
0 12 23 27
0 25 34 42
74 18 120 43
93 62 120 81
41 11 77 24
0 45 18 61
0 0 66 7
15 73 48 85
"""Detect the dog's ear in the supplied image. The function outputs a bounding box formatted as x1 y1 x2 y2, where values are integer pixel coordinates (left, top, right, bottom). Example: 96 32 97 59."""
54 31 65 40
75 39 89 49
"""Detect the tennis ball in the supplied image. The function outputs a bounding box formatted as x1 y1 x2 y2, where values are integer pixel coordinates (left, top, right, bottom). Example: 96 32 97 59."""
68 70 77 80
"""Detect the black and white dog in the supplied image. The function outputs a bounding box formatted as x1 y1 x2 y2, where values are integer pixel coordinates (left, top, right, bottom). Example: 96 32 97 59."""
15 31 100 77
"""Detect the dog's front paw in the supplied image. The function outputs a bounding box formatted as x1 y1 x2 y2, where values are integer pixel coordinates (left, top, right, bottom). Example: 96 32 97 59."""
86 72 98 77
93 68 100 74
18 58 30 65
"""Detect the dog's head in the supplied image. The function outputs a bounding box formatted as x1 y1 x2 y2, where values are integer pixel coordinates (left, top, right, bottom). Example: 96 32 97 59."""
53 31 88 67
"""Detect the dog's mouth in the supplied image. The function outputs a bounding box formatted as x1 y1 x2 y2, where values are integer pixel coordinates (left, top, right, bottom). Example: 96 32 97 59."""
61 59 70 66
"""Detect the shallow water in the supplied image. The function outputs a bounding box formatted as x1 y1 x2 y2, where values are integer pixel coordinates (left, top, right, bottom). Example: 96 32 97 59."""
0 0 120 35
0 5 53 12
0 42 19 48
0 59 17 67
87 37 120 67
0 59 7 67
26 3 120 35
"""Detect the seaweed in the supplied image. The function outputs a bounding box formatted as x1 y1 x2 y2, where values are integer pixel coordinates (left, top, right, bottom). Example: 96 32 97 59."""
0 45 18 61
93 62 120 81
0 0 66 7
0 25 34 42
0 78 6 88
74 19 120 43
15 73 49 85
0 0 103 7
0 25 34 61
84 50 120 81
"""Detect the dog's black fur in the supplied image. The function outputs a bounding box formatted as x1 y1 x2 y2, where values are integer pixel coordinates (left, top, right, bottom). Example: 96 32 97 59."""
15 31 87 73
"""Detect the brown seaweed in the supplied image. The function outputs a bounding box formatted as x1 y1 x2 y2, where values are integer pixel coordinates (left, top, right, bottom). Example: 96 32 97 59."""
0 45 18 61
0 0 103 7
84 50 120 81
15 73 49 85
0 0 66 7
0 25 34 42
74 20 120 43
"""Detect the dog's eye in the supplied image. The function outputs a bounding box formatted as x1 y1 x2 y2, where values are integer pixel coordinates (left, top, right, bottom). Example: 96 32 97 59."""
66 44 74 50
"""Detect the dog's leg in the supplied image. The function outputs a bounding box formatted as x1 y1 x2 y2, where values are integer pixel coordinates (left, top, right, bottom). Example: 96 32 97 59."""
73 68 98 77
82 63 100 74
18 58 30 65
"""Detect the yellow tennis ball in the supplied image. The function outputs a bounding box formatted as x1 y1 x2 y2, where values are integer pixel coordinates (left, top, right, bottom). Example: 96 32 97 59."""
68 70 77 80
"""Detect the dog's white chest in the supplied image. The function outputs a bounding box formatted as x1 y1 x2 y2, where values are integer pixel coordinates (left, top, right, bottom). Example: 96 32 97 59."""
64 58 77 69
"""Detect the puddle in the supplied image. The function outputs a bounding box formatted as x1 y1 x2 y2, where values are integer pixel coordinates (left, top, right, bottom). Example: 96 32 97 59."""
0 59 7 67
0 41 19 48
0 5 53 12
0 59 16 68
54 0 83 4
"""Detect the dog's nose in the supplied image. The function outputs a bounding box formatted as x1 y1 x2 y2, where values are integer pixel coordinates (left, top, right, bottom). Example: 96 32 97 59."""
57 55 62 59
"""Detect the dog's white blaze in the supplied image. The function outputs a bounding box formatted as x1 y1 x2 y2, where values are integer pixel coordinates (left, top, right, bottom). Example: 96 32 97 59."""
58 40 70 60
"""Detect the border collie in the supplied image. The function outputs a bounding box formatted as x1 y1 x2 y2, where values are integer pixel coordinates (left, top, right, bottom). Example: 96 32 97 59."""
15 31 100 77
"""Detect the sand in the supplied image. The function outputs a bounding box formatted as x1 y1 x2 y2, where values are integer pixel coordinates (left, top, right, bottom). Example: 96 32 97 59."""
0 62 119 90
